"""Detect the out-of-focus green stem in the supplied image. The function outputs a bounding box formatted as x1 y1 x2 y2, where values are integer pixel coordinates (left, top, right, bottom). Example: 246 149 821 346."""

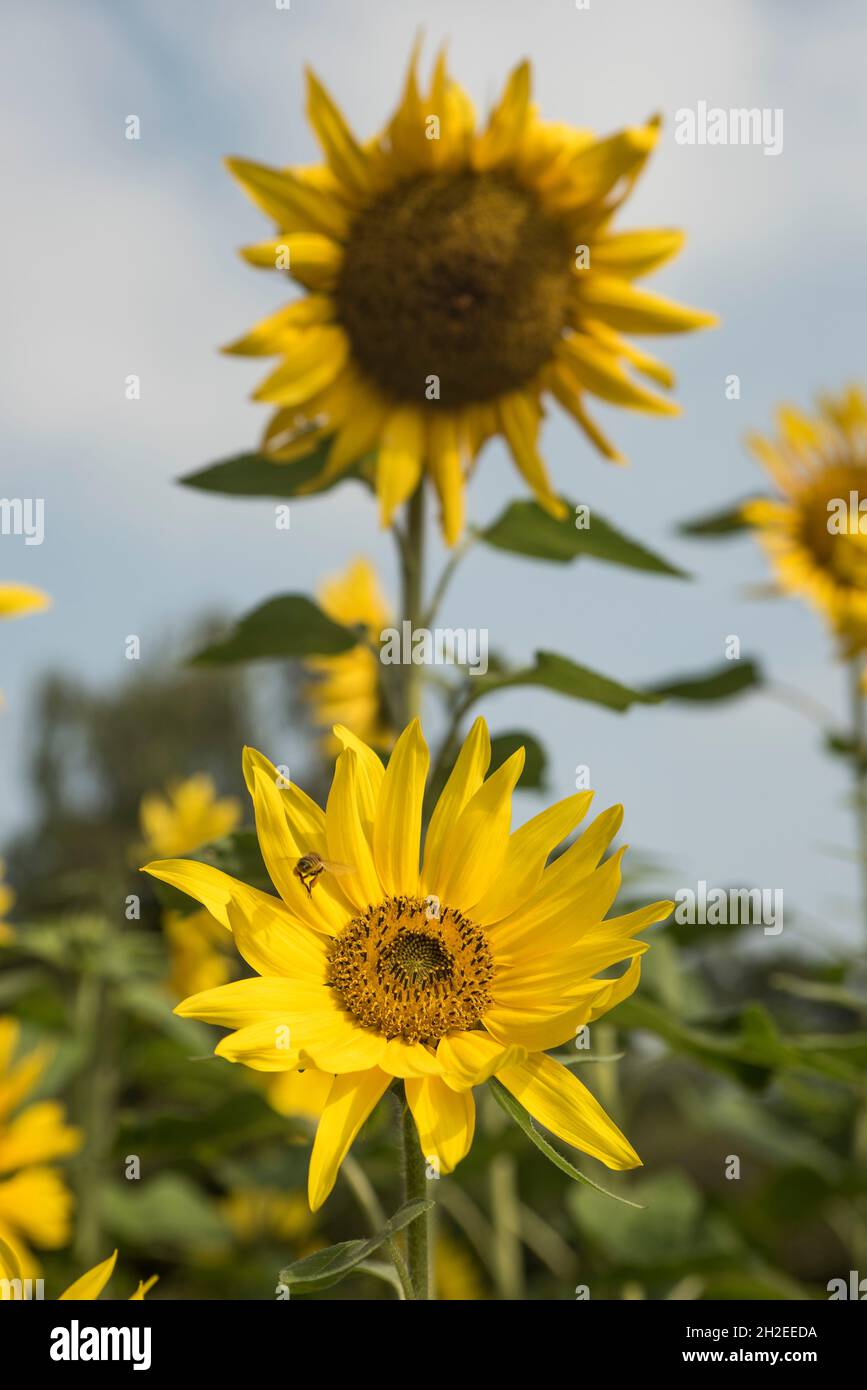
72 959 118 1267
400 487 426 724
847 656 867 1267
490 1152 524 1299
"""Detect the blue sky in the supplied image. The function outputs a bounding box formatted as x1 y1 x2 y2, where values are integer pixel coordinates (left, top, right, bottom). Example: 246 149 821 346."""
3 0 867 950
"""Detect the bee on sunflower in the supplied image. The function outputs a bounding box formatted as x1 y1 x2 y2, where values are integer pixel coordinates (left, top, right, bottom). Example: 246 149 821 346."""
143 718 671 1217
224 46 715 542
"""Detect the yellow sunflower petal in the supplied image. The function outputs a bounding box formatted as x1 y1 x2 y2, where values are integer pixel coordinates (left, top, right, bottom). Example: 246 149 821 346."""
308 1069 391 1211
58 1251 118 1301
436 1031 526 1091
576 274 719 334
225 157 350 238
240 233 344 292
474 790 594 925
0 1167 74 1247
422 716 491 892
222 296 335 356
428 413 465 547
0 585 50 620
405 1076 475 1173
431 748 525 909
372 719 428 897
499 393 567 519
376 408 425 527
253 326 349 408
496 1053 641 1169
557 336 680 415
0 1102 82 1174
591 228 685 279
325 748 383 909
305 68 378 197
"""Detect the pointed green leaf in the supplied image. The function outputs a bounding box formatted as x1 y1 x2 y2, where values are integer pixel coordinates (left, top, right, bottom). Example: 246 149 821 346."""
474 651 660 713
678 500 752 536
191 595 357 666
481 499 687 576
489 1078 644 1208
648 659 762 702
178 445 369 499
278 1199 434 1294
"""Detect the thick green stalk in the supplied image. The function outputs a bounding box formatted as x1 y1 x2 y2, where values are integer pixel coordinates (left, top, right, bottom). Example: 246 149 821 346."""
402 1102 430 1299
400 487 426 723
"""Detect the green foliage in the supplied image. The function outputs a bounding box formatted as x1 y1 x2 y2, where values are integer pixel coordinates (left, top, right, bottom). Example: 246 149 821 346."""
192 596 357 666
481 499 688 577
179 446 368 499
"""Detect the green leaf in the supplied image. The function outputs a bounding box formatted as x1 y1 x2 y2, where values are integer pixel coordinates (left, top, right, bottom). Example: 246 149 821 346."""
569 1171 740 1269
278 1199 433 1295
677 500 752 536
490 730 547 788
488 1078 644 1207
648 659 762 702
191 595 357 666
481 499 687 577
475 651 660 713
100 1174 229 1251
178 444 368 499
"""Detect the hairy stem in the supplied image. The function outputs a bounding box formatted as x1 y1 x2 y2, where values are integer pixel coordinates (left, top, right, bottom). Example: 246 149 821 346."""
402 1102 430 1299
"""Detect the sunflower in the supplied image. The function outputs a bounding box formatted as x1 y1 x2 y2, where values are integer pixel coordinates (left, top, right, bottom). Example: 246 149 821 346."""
224 47 716 542
143 718 671 1211
304 556 394 753
140 775 242 999
0 1017 82 1277
139 774 241 858
0 1239 156 1300
743 387 867 655
0 862 15 945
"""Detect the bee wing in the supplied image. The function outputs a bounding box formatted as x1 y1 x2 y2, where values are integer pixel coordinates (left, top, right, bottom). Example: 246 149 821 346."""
319 859 355 876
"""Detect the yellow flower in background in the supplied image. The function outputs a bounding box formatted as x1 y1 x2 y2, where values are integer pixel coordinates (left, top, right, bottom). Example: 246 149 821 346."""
140 775 242 1000
224 47 715 542
221 1188 315 1246
139 774 241 859
305 557 393 752
0 1018 82 1277
0 1240 156 1300
265 1066 333 1121
163 909 235 999
0 862 15 945
743 386 867 655
144 718 671 1211
0 584 50 620
435 1232 485 1300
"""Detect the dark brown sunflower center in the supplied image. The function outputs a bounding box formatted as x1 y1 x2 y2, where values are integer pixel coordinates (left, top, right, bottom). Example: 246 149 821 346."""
327 895 494 1043
335 171 573 407
801 462 867 587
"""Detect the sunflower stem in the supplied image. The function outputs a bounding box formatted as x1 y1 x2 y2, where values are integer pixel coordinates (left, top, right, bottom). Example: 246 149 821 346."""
400 486 426 723
848 655 867 944
846 655 867 1270
401 1102 431 1299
